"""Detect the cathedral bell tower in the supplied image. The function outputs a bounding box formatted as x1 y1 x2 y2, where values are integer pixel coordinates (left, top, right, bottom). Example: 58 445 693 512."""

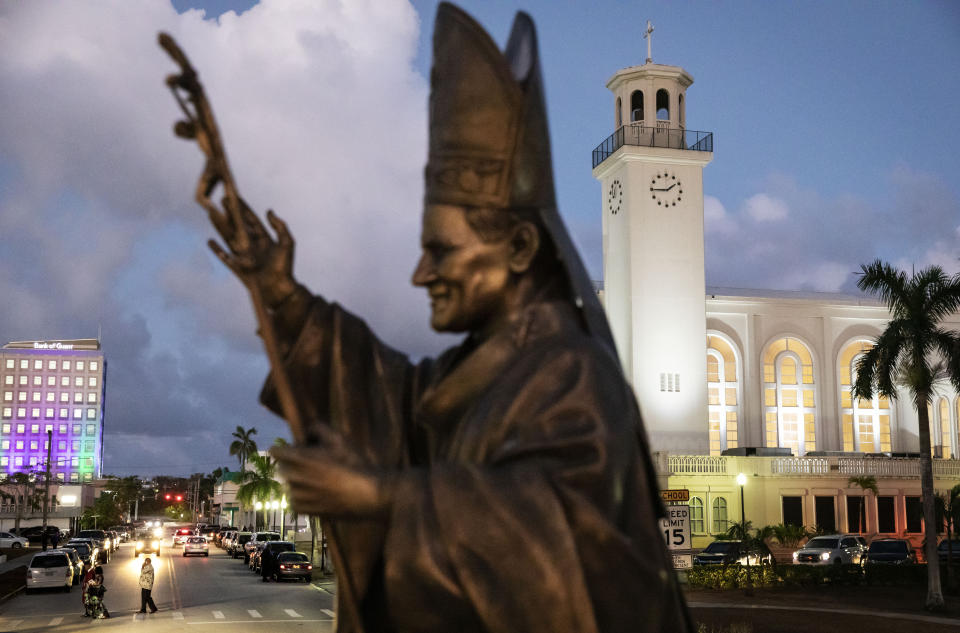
592 24 714 454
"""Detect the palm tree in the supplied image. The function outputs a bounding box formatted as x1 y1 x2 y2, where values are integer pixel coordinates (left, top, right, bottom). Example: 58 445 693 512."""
847 475 878 534
235 453 283 530
852 260 960 611
229 426 258 473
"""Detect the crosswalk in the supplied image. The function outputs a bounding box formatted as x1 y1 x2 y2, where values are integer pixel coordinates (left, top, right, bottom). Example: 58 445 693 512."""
0 608 333 627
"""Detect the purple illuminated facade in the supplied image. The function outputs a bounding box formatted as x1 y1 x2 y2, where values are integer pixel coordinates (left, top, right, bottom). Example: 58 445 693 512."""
0 339 106 483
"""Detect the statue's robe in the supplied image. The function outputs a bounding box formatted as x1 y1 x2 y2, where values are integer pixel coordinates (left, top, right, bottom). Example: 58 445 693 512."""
262 293 692 633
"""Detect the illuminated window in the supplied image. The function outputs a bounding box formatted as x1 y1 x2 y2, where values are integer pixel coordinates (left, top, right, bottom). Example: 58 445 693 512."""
30 424 39 433
762 337 817 455
47 376 55 386
1 423 8 432
15 440 23 450
18 376 26 386
45 392 54 403
14 456 23 467
690 497 705 533
707 334 741 455
711 497 729 533
18 392 26 402
1 408 9 419
86 409 96 420
73 409 81 419
5 359 13 369
0 441 7 450
87 393 96 403
839 340 891 453
48 360 57 370
74 377 82 387
29 440 38 450
60 392 68 403
31 392 40 402
85 441 94 453
83 473 92 482
90 361 98 371
70 472 78 482
3 376 10 385
30 408 39 419
72 424 81 435
937 398 953 459
88 376 97 387
71 442 79 453
56 472 64 482
45 408 54 419
60 376 69 387
86 424 96 436
33 360 42 370
62 361 70 370
19 360 27 370
32 376 41 386
2 392 10 402
58 408 68 419
16 408 25 419
0 457 6 466
29 456 37 467
58 440 66 451
16 423 24 433
73 392 82 403
76 361 84 371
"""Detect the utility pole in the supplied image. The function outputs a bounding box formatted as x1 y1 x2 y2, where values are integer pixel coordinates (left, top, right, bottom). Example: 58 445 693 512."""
41 430 52 551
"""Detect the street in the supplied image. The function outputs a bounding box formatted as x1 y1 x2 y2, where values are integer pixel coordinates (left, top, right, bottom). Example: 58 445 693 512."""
0 542 335 632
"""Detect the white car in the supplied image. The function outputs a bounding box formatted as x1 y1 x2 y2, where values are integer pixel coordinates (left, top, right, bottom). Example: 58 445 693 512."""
0 531 28 549
183 536 209 557
793 534 865 565
25 551 73 592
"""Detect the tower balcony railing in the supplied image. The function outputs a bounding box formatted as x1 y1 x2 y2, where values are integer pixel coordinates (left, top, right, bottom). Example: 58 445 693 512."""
592 122 713 168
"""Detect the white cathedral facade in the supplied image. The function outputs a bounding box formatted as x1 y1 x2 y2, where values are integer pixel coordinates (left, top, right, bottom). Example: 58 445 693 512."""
592 56 960 547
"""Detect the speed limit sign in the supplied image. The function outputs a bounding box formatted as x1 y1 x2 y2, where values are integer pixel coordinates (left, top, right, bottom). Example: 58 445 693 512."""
659 505 690 551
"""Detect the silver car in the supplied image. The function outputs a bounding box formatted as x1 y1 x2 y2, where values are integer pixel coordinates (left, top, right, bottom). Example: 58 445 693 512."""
25 551 73 592
0 531 28 549
793 534 865 565
183 536 209 557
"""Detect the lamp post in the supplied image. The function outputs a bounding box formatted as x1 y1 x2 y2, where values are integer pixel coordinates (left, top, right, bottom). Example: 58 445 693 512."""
255 500 263 530
271 500 279 532
736 472 747 531
280 498 287 538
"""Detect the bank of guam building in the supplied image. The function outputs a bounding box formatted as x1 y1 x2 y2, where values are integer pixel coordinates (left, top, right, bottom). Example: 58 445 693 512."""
0 339 105 483
592 55 960 547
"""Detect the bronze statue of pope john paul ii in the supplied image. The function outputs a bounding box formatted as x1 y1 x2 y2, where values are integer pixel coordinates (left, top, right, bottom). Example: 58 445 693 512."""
163 3 693 632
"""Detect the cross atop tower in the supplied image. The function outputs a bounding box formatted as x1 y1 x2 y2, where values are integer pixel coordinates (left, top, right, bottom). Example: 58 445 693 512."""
643 20 654 63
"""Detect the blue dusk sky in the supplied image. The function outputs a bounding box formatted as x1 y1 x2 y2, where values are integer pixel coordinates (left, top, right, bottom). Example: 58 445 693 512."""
1 1 958 476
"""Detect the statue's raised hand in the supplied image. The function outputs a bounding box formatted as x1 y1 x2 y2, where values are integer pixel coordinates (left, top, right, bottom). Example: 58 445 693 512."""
207 198 299 309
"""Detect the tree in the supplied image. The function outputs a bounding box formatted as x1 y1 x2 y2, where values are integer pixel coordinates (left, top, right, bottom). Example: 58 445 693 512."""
235 453 282 530
229 426 258 473
0 472 43 534
852 260 960 611
847 475 878 534
81 493 123 530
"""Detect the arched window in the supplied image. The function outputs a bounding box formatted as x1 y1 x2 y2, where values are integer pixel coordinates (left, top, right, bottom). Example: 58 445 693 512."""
763 337 817 455
707 334 741 456
656 88 670 120
939 398 952 459
838 340 891 453
711 497 728 533
689 497 705 533
679 93 685 127
616 96 622 128
630 90 644 122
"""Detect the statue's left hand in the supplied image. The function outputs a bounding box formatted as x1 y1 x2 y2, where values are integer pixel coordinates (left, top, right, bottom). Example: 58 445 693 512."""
270 428 394 519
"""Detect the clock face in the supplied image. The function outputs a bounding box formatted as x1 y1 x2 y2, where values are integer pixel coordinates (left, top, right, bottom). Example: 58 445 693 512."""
649 171 683 207
607 179 623 215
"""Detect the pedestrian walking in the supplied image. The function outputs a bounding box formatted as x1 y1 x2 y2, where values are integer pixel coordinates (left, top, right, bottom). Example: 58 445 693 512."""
138 557 158 614
50 530 59 548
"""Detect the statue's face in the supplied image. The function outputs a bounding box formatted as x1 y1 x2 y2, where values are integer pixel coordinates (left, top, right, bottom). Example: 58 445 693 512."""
412 204 511 333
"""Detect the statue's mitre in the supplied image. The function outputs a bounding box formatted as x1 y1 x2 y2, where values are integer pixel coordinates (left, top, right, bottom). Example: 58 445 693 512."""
426 3 617 355
426 3 554 210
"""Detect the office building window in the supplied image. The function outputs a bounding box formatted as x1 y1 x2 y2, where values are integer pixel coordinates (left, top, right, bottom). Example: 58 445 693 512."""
1 408 10 419
0 457 6 466
86 409 96 420
60 392 68 403
44 424 52 433
16 423 24 433
83 473 92 482
16 408 25 419
60 376 69 387
29 456 38 467
56 472 64 482
0 440 8 450
31 392 40 402
84 441 94 453
62 361 70 370
48 360 57 370
2 392 10 402
58 423 66 434
58 408 68 419
3 376 10 385
76 361 84 371
90 361 98 371
14 456 23 466
87 393 96 403
47 376 55 386
73 392 82 403
30 423 39 433
33 360 42 370
45 392 54 402
15 440 24 450
88 376 97 387
32 376 41 386
70 472 78 482
73 424 81 435
73 409 81 419
5 359 13 369
30 408 39 418
19 360 28 369
1 423 8 433
45 408 54 419
29 440 38 450
58 440 66 451
86 424 96 436
74 377 82 387
18 392 26 402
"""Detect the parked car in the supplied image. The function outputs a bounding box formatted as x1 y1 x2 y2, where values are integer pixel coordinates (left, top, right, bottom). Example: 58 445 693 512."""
25 551 73 593
107 525 130 542
199 525 220 542
255 541 296 574
274 551 313 582
220 530 237 550
0 531 29 549
694 540 770 566
230 532 252 559
14 525 63 545
215 527 237 547
172 527 195 546
61 542 96 569
938 539 960 564
864 538 916 565
76 530 110 563
244 531 280 564
183 536 209 557
49 548 83 585
792 534 865 565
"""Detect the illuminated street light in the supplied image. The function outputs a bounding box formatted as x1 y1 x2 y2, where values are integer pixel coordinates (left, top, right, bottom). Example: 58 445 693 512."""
736 473 747 529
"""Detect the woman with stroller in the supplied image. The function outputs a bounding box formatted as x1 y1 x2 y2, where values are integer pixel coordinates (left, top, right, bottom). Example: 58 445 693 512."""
84 565 110 618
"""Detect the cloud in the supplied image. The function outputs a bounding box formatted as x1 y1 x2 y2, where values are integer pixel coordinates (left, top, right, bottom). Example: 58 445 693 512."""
0 0 438 475
744 193 788 222
704 195 737 236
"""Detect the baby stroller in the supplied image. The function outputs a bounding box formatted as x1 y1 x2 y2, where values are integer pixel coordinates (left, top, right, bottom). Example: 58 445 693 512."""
85 583 110 619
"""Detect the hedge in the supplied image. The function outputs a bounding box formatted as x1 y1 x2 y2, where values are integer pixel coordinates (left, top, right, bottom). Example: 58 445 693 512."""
686 563 933 590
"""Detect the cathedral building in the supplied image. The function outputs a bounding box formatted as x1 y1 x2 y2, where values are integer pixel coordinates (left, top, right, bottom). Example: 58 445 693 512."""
592 51 960 548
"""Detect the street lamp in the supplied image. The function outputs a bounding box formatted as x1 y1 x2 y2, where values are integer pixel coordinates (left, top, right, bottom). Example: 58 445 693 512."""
736 472 747 530
280 497 287 537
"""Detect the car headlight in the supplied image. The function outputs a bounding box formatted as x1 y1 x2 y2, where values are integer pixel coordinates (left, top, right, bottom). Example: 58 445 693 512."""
820 552 830 561
792 552 799 560
136 541 144 549
151 541 160 550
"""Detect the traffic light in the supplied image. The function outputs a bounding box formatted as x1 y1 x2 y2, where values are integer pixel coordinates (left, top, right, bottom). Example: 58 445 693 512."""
175 494 183 502
164 493 172 501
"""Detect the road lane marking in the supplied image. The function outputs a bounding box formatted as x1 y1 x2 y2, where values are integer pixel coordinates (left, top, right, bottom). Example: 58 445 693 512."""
188 619 329 625
285 609 302 618
49 617 64 625
1 620 22 630
212 610 225 619
248 610 262 618
322 609 335 617
173 611 184 619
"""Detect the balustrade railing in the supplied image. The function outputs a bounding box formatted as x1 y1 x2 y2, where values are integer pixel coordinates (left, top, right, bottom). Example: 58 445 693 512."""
667 455 728 474
662 453 960 479
771 457 830 475
592 123 713 168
